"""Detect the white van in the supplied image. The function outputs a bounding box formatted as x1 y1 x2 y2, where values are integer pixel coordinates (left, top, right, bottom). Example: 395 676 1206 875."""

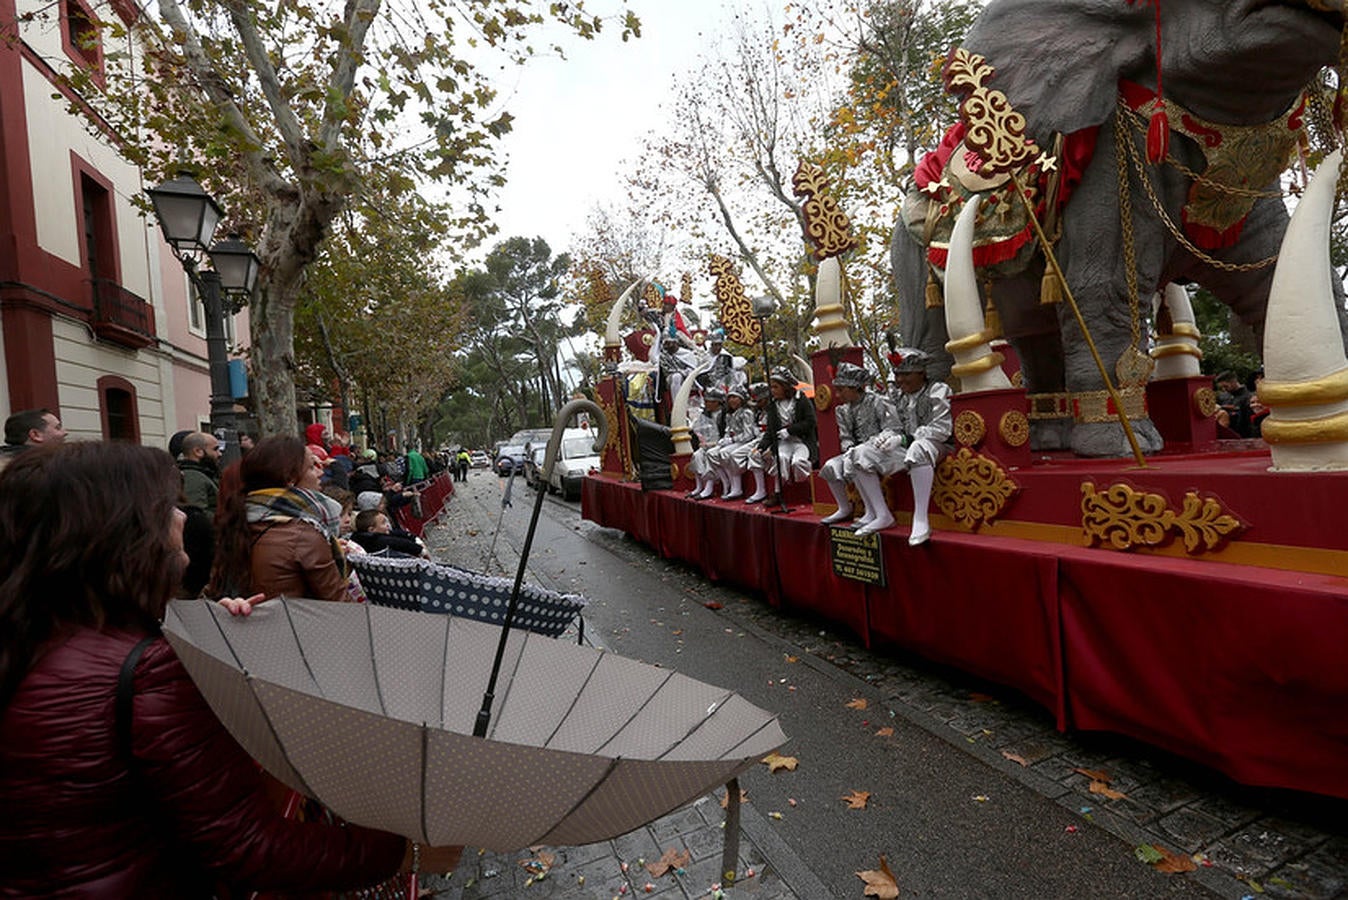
547 426 603 501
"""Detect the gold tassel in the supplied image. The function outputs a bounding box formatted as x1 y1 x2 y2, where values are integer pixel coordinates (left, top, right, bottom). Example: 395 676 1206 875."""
1040 268 1063 305
925 271 943 308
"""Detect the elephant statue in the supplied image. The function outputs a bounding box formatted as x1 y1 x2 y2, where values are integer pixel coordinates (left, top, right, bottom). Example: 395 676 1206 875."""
892 0 1348 456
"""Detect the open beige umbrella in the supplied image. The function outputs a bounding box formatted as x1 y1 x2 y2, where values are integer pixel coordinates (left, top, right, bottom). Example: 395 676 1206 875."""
162 597 786 852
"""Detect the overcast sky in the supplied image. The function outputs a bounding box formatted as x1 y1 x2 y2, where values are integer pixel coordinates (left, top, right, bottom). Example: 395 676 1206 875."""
483 0 739 257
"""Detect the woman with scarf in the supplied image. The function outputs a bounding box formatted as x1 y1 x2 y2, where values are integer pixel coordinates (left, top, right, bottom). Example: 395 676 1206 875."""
209 436 352 603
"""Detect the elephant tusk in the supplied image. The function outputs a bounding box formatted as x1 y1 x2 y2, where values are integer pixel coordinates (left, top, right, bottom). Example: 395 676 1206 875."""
1150 283 1203 379
669 357 715 457
1262 149 1348 469
604 280 644 348
942 194 1012 393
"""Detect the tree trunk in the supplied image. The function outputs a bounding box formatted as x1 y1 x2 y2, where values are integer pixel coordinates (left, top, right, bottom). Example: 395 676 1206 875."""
251 284 300 437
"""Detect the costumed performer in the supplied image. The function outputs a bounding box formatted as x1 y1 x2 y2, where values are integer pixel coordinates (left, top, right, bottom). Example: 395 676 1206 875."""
746 366 818 503
707 383 756 500
853 348 952 543
819 361 899 526
687 387 726 500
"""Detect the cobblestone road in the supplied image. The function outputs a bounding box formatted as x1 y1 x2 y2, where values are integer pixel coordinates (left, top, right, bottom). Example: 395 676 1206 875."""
421 474 1347 899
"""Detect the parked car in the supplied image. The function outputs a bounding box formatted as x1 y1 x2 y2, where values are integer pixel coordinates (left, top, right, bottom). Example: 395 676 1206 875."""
468 450 490 469
522 444 548 490
494 444 528 476
548 427 602 501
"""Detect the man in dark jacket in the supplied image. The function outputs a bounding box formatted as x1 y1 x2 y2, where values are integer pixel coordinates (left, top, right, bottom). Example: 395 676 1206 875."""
177 431 222 515
746 367 817 503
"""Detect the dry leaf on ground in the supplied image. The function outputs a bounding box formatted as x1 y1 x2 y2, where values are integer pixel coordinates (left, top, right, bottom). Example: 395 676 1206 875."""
1001 750 1029 767
785 654 799 663
1152 846 1198 874
645 847 691 878
762 751 799 773
856 855 899 898
720 788 749 809
518 851 554 876
874 727 894 738
845 698 869 710
1088 780 1127 800
842 790 871 810
1073 767 1110 782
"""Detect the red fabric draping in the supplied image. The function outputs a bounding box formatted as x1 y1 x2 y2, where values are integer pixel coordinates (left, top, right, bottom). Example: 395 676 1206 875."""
866 535 1063 717
581 474 1348 799
1059 553 1348 798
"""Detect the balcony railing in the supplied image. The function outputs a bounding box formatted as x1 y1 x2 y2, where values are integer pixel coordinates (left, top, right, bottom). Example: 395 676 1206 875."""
91 278 156 349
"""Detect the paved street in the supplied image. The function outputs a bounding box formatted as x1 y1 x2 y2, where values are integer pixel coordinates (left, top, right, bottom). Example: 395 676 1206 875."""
418 472 1347 899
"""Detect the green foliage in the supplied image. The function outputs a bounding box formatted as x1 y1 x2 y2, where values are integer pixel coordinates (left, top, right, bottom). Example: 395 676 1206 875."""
1190 287 1261 381
434 236 578 446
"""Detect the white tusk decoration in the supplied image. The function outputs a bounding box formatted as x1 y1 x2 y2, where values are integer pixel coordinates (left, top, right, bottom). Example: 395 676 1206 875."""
1150 283 1203 379
669 358 714 457
943 194 1011 392
1261 148 1348 470
604 280 643 348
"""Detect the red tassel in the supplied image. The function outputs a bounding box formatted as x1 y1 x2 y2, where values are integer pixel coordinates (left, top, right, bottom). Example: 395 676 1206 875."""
1146 105 1169 164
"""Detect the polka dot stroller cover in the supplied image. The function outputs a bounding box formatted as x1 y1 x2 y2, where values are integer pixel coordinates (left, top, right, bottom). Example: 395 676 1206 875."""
350 554 586 639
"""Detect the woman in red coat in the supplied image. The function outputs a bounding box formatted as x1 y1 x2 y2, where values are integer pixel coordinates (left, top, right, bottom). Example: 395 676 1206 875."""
0 441 458 897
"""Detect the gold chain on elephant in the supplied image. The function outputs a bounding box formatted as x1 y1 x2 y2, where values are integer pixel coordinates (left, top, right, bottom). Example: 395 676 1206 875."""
1116 106 1279 275
1114 113 1144 355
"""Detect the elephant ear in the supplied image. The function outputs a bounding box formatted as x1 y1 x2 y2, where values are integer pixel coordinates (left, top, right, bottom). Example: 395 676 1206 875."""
963 0 1154 140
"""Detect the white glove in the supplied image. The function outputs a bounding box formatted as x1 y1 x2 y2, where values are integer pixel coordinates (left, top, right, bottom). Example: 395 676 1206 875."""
777 428 789 440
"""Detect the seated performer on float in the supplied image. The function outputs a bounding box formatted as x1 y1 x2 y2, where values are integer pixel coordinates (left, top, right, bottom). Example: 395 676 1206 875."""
708 383 756 500
854 348 953 544
687 387 727 500
698 327 749 395
746 366 819 503
819 361 899 526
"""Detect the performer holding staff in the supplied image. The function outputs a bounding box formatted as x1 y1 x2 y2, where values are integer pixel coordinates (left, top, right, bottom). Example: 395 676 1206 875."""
746 367 818 504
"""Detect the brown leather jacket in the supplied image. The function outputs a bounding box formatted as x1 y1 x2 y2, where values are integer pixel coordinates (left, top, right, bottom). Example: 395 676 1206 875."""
249 518 350 603
0 627 403 896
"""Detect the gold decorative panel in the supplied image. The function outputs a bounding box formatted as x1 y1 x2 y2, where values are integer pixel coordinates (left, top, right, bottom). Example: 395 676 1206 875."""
792 161 858 260
1194 387 1218 418
1080 482 1244 554
934 448 1018 529
814 383 833 412
999 410 1029 447
709 255 761 346
954 410 986 447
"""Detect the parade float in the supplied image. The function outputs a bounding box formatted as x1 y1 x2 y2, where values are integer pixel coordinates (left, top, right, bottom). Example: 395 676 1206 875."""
583 0 1348 802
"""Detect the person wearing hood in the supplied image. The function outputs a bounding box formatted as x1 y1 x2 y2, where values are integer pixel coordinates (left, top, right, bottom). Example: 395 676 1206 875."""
350 448 383 495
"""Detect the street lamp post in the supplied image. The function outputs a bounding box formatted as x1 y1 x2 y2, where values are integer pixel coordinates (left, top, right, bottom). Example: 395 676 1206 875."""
147 173 259 467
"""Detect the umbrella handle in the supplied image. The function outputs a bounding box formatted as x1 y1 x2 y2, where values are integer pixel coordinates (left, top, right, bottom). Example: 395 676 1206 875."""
475 398 609 738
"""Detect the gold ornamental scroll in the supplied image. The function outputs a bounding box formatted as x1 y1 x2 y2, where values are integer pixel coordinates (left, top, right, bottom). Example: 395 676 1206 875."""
792 161 859 261
709 255 761 346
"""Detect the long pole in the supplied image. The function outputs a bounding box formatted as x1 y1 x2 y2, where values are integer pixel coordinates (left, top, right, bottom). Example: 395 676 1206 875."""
758 321 789 513
194 264 240 467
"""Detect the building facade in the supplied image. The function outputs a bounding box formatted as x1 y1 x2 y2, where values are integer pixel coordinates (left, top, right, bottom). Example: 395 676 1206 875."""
0 0 247 445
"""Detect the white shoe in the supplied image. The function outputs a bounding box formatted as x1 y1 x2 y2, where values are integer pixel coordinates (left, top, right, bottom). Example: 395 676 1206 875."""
908 524 931 546
820 508 852 525
722 489 744 500
745 491 767 504
854 512 895 537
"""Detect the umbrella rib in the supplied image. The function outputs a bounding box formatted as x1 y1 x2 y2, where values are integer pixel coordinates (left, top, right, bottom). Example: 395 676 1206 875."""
279 596 326 700
541 651 605 749
243 674 322 802
592 669 676 756
437 613 450 729
205 599 247 672
718 714 784 761
484 631 530 741
365 601 388 717
653 689 735 762
418 724 430 844
530 755 621 848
